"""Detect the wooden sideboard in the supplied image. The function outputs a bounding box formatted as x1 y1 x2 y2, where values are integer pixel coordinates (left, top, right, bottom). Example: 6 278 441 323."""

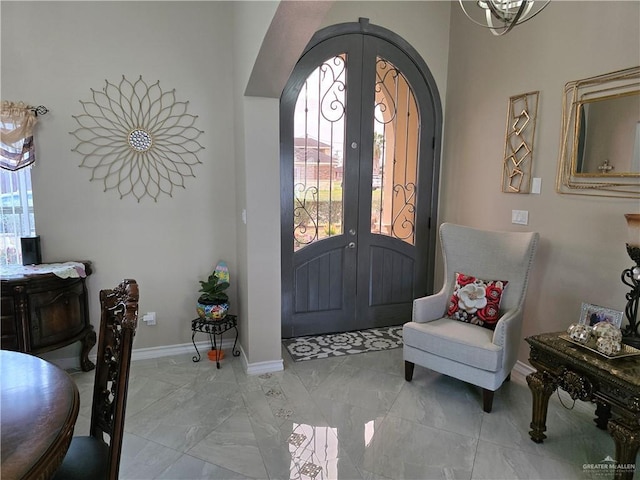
0 261 96 371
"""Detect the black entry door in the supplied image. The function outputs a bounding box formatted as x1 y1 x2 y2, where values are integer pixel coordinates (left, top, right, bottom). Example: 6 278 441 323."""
281 28 440 338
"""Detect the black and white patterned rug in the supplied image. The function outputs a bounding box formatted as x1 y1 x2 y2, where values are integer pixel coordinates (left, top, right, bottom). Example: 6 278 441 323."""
283 326 403 361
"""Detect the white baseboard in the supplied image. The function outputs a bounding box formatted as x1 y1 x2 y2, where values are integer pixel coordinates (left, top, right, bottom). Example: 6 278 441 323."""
44 338 285 375
47 343 524 378
240 344 284 375
130 339 227 362
44 339 233 371
513 360 535 379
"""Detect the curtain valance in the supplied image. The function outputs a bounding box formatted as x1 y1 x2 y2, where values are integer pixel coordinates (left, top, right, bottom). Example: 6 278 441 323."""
1 101 38 171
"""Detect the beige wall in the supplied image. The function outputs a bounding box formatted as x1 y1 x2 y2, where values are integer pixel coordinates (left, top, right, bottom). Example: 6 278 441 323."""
1 1 451 368
4 1 634 371
1 1 238 357
442 1 640 364
230 1 281 368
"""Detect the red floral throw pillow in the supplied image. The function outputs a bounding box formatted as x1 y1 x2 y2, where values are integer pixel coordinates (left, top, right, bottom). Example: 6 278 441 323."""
445 272 508 330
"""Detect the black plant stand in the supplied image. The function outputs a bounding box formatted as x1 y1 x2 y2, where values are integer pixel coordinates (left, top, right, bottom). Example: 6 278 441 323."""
191 314 240 368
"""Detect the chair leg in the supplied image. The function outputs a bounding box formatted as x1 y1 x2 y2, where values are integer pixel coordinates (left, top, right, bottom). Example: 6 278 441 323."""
482 389 494 413
405 361 415 381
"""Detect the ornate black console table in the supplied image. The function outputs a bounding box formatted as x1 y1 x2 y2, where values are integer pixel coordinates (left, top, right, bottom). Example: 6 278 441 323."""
191 314 240 368
526 332 639 480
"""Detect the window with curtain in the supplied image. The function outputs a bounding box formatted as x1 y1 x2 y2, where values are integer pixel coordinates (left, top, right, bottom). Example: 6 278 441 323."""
1 101 38 265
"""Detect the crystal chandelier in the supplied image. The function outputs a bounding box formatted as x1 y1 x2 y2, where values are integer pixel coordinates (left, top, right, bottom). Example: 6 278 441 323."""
458 0 551 36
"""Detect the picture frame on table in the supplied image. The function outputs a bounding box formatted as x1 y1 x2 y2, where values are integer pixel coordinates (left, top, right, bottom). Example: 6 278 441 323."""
579 302 623 328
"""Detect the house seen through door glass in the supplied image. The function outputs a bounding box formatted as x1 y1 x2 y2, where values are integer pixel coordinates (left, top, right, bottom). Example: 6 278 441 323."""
293 55 346 251
293 54 418 251
281 27 439 337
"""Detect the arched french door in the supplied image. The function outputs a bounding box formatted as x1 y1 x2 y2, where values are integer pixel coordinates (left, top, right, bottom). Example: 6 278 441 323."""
281 20 442 338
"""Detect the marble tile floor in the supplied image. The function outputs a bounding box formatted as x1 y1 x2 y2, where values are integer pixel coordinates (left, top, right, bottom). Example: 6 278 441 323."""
67 346 630 480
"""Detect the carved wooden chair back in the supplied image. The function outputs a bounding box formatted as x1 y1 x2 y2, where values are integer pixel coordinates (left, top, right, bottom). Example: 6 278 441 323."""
90 278 139 478
52 278 139 480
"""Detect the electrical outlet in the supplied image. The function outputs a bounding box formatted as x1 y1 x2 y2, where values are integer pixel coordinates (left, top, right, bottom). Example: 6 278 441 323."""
143 312 156 326
511 210 529 225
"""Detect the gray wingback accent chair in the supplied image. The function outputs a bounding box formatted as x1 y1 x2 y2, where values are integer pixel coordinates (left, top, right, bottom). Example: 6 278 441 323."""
403 223 539 412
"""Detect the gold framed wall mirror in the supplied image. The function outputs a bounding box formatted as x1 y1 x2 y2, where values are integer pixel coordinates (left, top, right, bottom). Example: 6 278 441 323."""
557 66 640 198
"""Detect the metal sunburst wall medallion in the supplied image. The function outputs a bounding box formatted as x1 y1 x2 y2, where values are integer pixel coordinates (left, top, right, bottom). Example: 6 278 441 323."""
70 75 204 202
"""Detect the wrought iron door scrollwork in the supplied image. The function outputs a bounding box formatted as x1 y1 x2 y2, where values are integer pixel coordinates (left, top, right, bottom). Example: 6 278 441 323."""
391 183 416 240
293 184 319 247
292 55 346 250
373 56 419 245
319 56 346 123
374 59 399 125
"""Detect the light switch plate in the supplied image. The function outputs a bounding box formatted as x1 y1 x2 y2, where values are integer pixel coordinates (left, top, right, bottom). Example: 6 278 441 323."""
531 177 541 194
512 210 529 225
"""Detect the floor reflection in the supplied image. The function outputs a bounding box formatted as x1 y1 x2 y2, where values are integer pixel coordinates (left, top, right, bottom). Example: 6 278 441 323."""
64 346 619 479
288 423 339 479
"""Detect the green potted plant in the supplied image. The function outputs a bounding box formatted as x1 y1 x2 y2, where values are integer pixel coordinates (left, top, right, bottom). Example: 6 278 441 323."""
196 271 230 320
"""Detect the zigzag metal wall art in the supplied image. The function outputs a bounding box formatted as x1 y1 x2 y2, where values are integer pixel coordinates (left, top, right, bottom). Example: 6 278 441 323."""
70 75 204 202
502 91 539 193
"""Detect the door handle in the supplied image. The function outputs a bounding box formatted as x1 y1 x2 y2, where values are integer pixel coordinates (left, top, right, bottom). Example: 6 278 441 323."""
346 242 356 249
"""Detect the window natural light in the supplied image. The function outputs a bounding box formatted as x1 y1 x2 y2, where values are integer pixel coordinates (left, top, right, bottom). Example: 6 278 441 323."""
1 102 39 265
0 167 36 265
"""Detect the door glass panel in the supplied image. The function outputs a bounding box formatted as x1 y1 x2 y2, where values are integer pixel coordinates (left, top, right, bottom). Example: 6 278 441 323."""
293 55 346 252
371 57 419 246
